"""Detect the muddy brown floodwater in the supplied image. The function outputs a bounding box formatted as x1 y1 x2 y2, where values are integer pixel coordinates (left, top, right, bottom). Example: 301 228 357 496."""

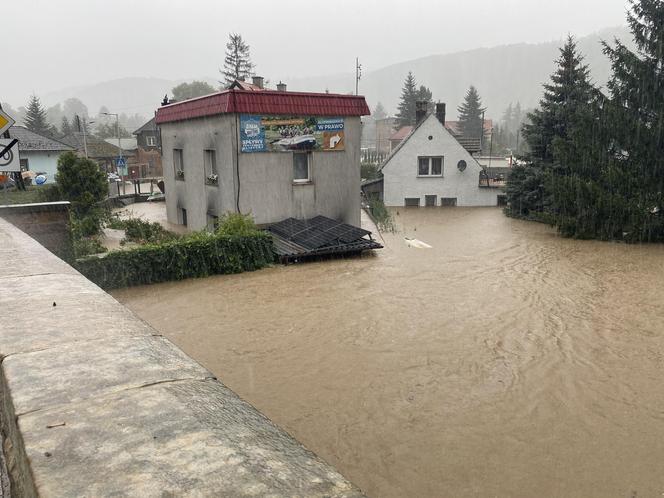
113 208 664 498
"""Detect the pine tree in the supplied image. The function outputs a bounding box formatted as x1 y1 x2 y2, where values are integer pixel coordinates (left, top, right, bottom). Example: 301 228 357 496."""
373 102 387 120
594 0 664 241
417 85 433 109
395 72 419 128
220 34 254 88
505 36 597 222
522 36 594 164
60 116 73 138
23 95 51 136
457 86 486 139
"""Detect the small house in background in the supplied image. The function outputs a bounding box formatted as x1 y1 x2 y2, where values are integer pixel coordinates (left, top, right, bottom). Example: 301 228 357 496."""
133 117 163 178
380 103 506 207
389 125 413 152
61 132 124 173
155 81 369 230
7 126 74 183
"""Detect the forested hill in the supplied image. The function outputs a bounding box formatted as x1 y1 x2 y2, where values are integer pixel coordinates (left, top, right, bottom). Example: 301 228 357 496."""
9 27 632 123
286 26 632 118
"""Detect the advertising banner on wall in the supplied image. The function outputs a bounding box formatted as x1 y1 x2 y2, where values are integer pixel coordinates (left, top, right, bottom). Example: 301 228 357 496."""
240 115 345 153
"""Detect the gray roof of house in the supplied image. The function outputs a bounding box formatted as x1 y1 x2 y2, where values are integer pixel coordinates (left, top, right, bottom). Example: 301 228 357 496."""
61 132 122 158
7 126 74 152
133 117 157 135
104 138 137 151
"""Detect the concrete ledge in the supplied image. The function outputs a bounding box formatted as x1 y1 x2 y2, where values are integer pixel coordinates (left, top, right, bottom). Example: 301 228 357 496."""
0 218 364 497
0 202 72 261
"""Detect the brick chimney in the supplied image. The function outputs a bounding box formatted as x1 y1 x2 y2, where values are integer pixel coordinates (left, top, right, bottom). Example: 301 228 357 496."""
415 101 428 125
276 81 287 92
252 76 264 89
435 103 446 125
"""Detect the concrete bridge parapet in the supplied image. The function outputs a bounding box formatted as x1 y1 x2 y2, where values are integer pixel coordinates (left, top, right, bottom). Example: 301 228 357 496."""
0 217 364 497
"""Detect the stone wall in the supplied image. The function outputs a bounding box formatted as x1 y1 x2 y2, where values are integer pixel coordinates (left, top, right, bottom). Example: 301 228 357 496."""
0 217 365 497
0 202 72 260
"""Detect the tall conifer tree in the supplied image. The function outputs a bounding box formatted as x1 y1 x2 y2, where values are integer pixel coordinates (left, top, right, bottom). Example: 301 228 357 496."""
220 34 255 88
457 86 486 139
395 72 418 127
23 95 51 136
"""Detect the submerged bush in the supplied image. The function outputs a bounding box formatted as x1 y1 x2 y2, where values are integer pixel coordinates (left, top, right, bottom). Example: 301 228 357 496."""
76 230 274 289
216 212 259 236
367 197 395 233
73 237 107 258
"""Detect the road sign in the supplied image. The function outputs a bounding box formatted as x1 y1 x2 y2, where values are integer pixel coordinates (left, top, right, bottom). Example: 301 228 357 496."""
0 139 20 172
116 156 126 168
0 109 15 136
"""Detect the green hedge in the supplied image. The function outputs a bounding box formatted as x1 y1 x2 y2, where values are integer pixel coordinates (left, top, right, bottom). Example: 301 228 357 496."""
76 231 275 289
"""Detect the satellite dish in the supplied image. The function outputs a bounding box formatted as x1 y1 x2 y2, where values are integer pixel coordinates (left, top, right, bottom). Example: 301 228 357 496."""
35 175 47 185
457 160 467 172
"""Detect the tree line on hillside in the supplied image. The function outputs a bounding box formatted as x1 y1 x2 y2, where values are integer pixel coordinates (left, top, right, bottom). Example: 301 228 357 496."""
506 0 664 243
6 32 258 142
4 95 144 142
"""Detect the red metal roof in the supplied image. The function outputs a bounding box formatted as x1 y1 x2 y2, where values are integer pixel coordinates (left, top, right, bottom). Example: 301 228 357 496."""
156 89 370 124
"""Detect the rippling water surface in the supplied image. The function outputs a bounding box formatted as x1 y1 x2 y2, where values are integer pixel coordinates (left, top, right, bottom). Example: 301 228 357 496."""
113 208 664 498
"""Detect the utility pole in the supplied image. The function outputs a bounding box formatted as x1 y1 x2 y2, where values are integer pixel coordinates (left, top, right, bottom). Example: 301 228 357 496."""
102 111 124 194
355 58 362 96
480 110 486 154
101 111 122 169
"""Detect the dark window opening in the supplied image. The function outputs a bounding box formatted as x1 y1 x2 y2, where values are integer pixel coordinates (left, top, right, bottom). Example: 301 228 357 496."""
441 197 457 207
425 195 437 207
404 198 421 207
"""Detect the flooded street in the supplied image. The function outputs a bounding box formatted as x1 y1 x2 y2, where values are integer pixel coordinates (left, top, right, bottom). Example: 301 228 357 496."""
113 208 664 498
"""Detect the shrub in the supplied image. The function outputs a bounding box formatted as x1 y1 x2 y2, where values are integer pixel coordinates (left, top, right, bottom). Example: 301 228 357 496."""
56 151 108 220
73 237 108 257
361 162 381 180
37 184 64 203
367 197 395 233
216 213 259 236
76 231 275 289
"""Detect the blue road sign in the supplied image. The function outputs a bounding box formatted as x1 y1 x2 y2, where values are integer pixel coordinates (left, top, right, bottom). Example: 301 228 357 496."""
116 156 126 168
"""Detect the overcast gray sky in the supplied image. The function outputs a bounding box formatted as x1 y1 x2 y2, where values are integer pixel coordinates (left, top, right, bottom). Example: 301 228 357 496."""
6 0 627 105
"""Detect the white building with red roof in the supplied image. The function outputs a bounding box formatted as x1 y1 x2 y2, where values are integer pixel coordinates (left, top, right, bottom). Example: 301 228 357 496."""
155 81 370 230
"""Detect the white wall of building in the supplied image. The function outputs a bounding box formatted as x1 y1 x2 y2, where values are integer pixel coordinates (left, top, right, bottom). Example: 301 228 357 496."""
382 114 501 207
160 114 362 230
20 151 64 184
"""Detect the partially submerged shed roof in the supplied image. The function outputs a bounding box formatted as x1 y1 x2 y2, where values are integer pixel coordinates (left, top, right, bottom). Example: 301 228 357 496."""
267 215 382 263
155 89 371 125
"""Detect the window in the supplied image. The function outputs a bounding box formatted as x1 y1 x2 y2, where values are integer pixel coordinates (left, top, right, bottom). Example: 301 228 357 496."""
441 197 457 206
425 195 437 207
204 149 218 185
146 135 157 147
19 158 29 171
417 156 443 177
173 148 184 180
404 198 421 207
293 152 311 183
179 207 188 226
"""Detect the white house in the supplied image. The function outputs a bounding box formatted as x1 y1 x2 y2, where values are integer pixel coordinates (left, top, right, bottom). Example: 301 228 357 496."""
380 104 504 207
8 126 74 184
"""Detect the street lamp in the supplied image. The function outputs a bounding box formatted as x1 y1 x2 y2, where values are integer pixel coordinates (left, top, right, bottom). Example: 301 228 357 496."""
101 112 122 172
